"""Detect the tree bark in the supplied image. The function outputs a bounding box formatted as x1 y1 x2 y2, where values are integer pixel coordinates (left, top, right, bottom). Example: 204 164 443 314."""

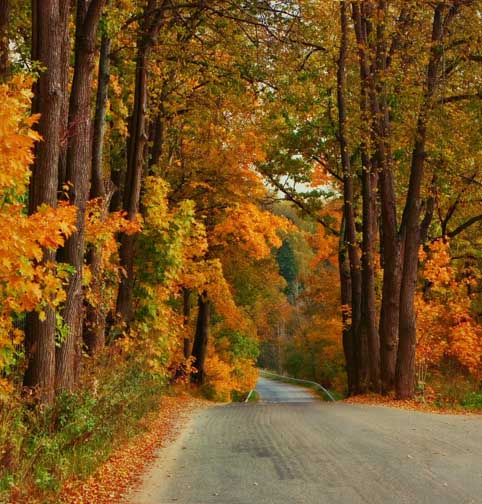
338 222 355 394
84 15 111 355
183 288 192 359
116 0 167 325
191 293 210 384
56 0 106 392
337 0 361 395
352 1 381 393
0 0 9 80
374 0 400 395
24 0 71 404
396 3 447 399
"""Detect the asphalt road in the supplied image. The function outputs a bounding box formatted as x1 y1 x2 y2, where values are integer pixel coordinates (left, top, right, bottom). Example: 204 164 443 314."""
127 377 482 504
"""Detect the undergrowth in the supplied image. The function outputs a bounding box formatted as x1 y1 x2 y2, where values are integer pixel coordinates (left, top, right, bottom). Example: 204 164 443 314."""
0 354 168 504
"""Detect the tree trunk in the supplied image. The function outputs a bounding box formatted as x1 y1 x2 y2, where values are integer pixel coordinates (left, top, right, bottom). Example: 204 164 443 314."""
191 294 210 384
338 223 355 394
183 288 192 359
24 0 71 404
84 18 111 355
0 0 9 80
337 0 361 395
116 0 166 325
148 112 164 171
396 4 446 399
352 1 380 393
373 0 400 395
56 0 106 392
58 1 72 191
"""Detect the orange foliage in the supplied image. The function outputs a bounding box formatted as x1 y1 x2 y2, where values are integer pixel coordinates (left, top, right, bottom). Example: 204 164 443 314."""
213 202 291 260
416 240 482 378
0 77 76 395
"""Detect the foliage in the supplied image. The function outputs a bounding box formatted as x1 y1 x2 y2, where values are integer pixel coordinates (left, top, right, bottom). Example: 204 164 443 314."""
0 77 76 396
0 353 167 503
417 240 482 379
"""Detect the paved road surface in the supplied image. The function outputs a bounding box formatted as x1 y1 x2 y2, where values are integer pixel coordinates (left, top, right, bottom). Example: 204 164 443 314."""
127 377 482 504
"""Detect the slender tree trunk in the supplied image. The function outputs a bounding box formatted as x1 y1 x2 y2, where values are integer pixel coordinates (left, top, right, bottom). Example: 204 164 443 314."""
116 0 166 325
360 154 381 392
91 25 110 200
338 223 355 394
148 112 164 170
191 294 210 384
24 0 70 404
396 4 446 399
183 288 192 359
0 0 9 80
56 0 106 392
58 1 72 190
337 0 361 395
84 18 111 355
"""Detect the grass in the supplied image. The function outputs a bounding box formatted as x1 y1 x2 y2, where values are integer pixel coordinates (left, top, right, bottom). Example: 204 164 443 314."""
245 390 259 402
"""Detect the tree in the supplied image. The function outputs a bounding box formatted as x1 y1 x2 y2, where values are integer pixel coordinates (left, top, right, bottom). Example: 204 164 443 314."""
56 0 107 392
24 0 71 404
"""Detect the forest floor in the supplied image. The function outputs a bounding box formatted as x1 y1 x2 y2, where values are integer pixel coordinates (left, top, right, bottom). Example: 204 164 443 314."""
126 377 482 504
58 392 208 504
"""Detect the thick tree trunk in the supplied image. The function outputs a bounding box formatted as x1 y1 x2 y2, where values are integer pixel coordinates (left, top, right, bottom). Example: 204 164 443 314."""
337 0 361 395
24 0 70 404
56 0 106 392
396 4 446 399
191 294 210 384
373 0 400 395
116 0 166 324
84 21 111 355
352 1 380 393
0 0 9 80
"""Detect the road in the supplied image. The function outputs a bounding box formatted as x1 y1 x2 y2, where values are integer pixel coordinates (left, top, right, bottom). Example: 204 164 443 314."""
127 377 482 504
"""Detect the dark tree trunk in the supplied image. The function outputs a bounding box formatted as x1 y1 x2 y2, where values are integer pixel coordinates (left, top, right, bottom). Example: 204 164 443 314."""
339 223 355 394
373 0 400 395
148 112 164 171
84 17 111 356
191 294 210 384
183 288 192 359
58 1 72 190
396 4 447 399
91 25 110 200
0 0 9 80
24 0 71 404
56 0 106 392
352 1 380 393
116 0 166 325
337 0 361 395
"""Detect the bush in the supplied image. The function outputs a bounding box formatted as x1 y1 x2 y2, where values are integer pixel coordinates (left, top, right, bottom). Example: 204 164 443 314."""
0 356 167 503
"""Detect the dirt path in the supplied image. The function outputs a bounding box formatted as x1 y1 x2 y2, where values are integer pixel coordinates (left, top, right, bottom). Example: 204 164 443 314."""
127 377 482 504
